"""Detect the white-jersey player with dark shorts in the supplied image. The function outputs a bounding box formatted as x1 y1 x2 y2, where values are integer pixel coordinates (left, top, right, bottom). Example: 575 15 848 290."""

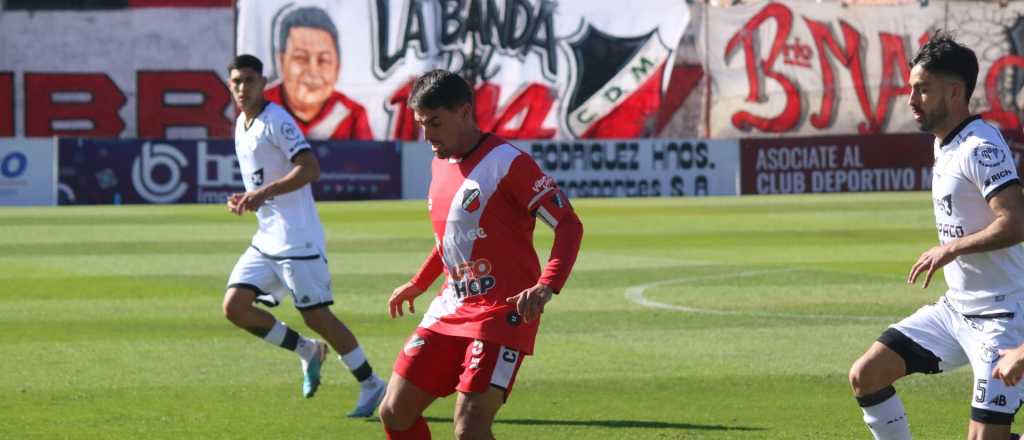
221 54 385 417
849 33 1024 440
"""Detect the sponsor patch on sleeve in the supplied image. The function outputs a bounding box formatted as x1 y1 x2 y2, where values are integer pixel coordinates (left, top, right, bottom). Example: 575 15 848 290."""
973 144 1007 167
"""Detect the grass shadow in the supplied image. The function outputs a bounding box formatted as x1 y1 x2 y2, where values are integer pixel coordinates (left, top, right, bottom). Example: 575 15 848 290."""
419 416 763 431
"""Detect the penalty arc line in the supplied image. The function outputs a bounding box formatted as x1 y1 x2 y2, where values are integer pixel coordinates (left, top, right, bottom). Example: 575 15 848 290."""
624 268 897 321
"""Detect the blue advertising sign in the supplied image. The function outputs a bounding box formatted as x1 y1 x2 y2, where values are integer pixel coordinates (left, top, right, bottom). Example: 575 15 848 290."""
0 139 56 206
58 139 401 205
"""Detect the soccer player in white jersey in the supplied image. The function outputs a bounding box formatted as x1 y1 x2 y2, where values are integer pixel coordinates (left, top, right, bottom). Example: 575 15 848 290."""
848 33 1024 440
222 54 386 417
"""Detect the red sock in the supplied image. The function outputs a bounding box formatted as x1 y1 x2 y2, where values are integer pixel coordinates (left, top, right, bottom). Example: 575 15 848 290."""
385 417 430 440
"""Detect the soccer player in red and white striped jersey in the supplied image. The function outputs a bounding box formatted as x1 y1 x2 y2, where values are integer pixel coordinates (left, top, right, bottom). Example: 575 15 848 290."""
378 70 584 440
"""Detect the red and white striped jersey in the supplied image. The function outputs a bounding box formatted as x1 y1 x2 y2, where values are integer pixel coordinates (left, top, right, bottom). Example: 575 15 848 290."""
410 134 582 354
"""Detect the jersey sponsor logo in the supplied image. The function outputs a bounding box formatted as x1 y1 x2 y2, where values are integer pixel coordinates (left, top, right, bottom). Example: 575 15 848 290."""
251 168 264 186
532 175 555 193
281 122 301 141
449 258 497 300
403 334 426 356
441 227 487 248
984 169 1013 187
507 311 522 326
501 348 518 364
131 141 189 203
936 222 965 239
934 194 953 216
981 343 1000 363
990 394 1008 407
462 187 481 213
974 145 1007 167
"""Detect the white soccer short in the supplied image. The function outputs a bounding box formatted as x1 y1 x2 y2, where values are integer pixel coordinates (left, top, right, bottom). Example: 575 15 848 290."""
227 246 333 310
885 295 1024 419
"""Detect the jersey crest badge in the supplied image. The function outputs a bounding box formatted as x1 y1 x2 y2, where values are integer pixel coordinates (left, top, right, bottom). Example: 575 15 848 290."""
251 168 264 186
462 188 481 213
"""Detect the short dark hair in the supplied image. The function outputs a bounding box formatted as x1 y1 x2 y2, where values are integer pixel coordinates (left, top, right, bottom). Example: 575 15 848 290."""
910 31 978 104
278 6 340 58
228 54 264 75
408 69 474 111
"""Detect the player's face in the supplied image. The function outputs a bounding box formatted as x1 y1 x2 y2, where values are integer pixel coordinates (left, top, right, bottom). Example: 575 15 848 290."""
908 65 953 134
280 27 339 116
413 104 474 159
229 67 266 113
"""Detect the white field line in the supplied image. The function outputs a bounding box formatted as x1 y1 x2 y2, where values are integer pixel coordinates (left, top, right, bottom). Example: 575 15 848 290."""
624 268 898 321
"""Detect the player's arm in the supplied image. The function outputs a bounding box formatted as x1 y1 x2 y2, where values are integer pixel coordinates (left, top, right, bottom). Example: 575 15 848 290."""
908 183 1024 288
234 150 320 213
389 247 443 318
994 344 1024 386
504 156 584 322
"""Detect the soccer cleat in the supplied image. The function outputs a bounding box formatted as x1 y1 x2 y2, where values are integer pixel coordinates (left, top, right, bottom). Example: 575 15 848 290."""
301 340 328 398
346 376 387 418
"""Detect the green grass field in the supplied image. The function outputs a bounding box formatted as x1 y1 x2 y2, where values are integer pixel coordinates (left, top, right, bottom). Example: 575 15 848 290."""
0 192 990 439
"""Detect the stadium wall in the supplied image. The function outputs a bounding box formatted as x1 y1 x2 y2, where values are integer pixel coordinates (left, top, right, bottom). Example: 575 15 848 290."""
4 1 1024 141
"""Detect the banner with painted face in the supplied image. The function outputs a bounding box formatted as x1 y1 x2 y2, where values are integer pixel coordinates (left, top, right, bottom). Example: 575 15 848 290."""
236 0 689 141
705 1 1024 138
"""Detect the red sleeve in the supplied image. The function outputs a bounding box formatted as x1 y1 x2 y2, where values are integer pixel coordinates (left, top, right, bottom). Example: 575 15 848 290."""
539 209 583 292
504 153 583 292
410 247 443 291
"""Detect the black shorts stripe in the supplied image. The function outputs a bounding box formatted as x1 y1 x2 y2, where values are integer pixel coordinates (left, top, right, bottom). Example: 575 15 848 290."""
877 327 942 375
250 245 321 261
228 284 279 307
295 301 333 311
228 283 268 296
971 407 1015 425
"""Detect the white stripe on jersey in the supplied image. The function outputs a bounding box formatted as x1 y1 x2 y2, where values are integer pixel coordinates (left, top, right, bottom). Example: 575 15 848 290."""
490 346 519 389
528 187 554 210
536 206 558 229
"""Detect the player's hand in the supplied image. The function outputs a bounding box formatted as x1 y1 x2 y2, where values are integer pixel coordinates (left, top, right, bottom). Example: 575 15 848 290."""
907 244 957 288
506 283 554 323
235 189 270 214
995 346 1024 386
227 193 244 215
389 282 424 319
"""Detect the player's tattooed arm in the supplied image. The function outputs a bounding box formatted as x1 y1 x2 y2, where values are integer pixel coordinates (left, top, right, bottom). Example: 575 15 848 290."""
234 151 321 213
506 283 554 323
908 184 1024 288
995 345 1024 386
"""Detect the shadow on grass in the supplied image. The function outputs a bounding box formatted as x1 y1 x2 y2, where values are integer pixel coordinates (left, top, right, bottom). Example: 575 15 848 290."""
417 416 763 431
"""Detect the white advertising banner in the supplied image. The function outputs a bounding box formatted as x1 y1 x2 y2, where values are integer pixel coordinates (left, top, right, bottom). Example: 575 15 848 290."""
401 138 740 199
525 138 739 197
0 139 56 206
705 0 1024 138
236 0 689 141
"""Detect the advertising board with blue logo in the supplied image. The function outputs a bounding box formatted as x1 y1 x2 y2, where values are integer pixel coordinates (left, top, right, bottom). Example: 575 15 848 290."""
57 139 401 205
0 139 56 206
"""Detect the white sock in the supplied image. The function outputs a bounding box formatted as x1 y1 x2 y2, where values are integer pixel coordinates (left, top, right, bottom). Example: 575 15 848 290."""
860 388 911 440
339 346 379 387
263 320 312 356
